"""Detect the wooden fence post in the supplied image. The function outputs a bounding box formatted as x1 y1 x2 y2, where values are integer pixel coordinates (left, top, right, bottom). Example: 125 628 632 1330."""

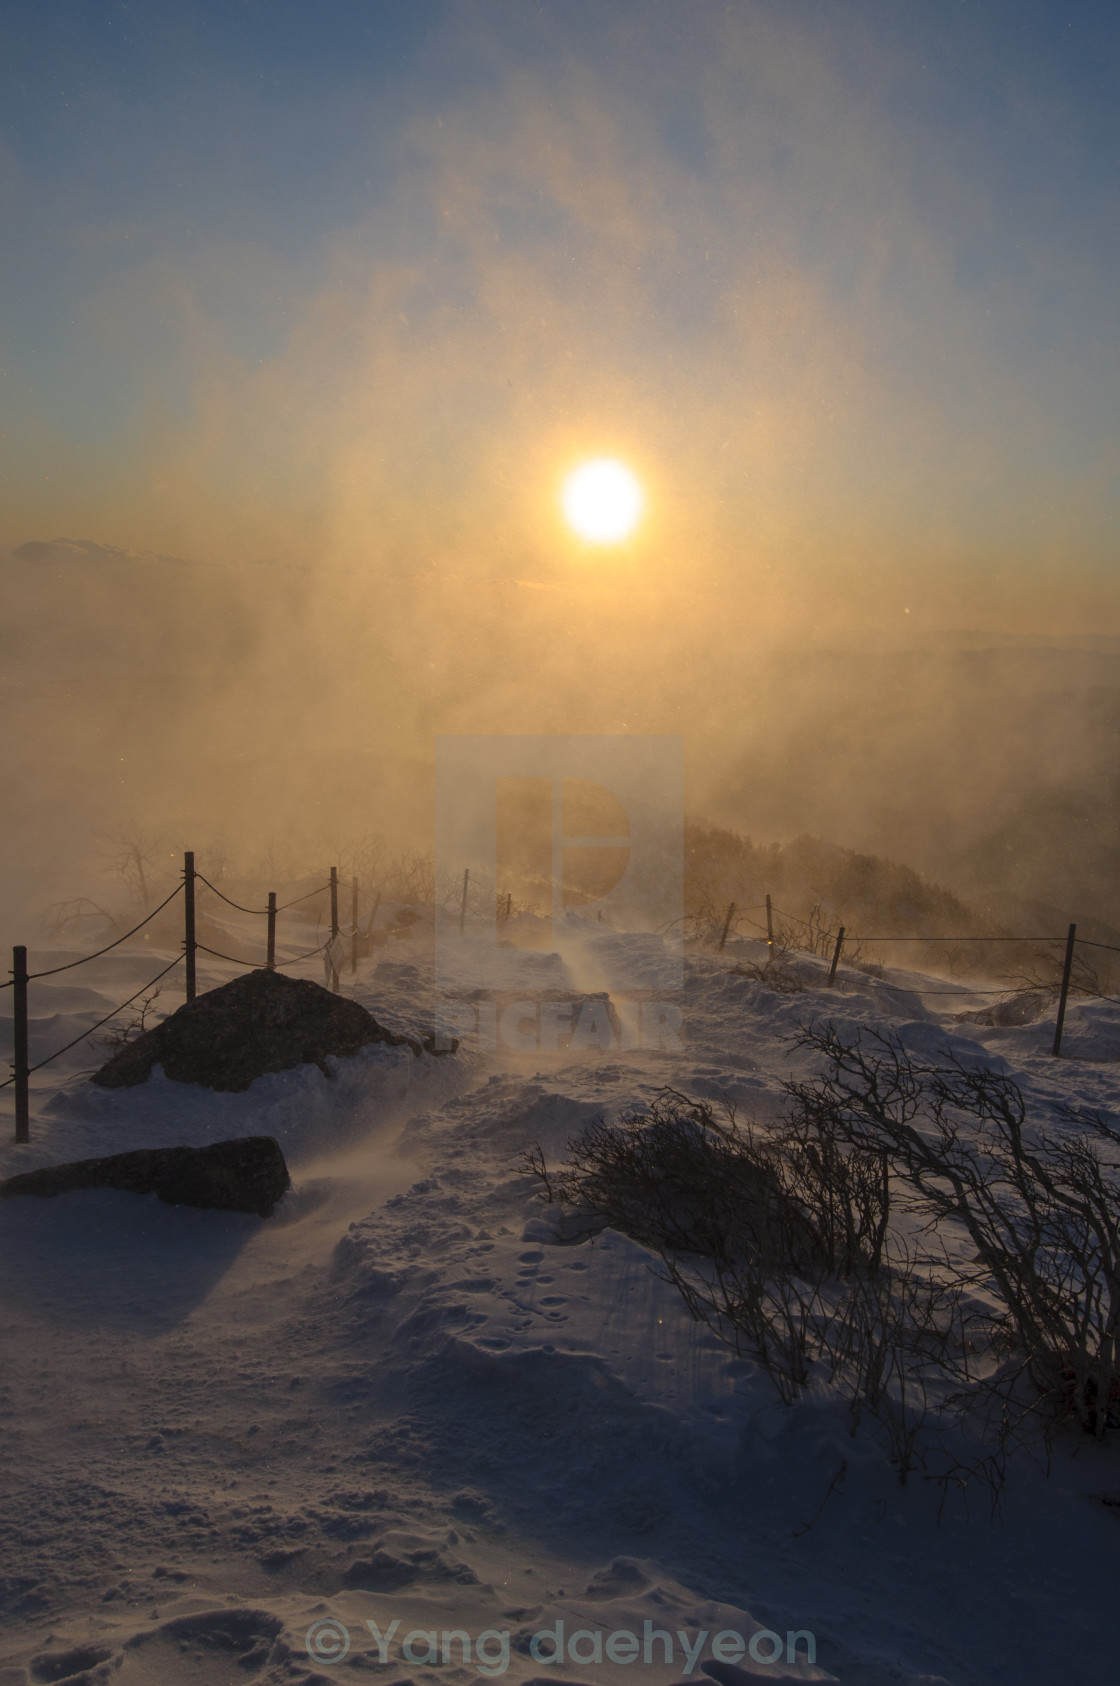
12 945 29 1143
718 901 736 951
329 867 340 993
350 876 359 974
459 868 470 935
266 893 276 970
1052 923 1077 1057
766 894 773 954
827 926 845 987
183 851 196 1002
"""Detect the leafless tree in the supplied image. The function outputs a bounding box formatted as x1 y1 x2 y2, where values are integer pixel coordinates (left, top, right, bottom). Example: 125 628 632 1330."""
95 824 167 906
40 897 118 938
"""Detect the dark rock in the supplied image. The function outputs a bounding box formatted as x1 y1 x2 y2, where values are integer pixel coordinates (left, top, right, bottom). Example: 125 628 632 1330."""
0 1135 291 1217
89 966 443 1092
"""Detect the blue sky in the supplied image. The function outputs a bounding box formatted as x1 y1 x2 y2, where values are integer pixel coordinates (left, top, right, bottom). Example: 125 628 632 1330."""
2 0 1118 630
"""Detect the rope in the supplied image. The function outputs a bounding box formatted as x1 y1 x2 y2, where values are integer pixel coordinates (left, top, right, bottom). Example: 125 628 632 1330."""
195 943 261 966
849 934 1061 944
194 873 338 913
854 977 1120 1003
2 934 341 1090
875 982 1033 998
188 874 335 916
767 903 1062 944
9 884 186 984
1 955 186 1085
194 874 270 915
275 881 333 911
1076 986 1120 1008
273 939 334 966
731 965 1031 999
196 938 334 968
768 903 811 928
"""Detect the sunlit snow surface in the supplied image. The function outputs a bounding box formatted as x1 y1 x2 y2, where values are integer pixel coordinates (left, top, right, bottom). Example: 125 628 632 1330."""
2 925 1120 1685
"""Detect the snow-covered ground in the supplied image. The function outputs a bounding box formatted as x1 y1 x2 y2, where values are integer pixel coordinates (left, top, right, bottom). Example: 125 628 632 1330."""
2 920 1119 1685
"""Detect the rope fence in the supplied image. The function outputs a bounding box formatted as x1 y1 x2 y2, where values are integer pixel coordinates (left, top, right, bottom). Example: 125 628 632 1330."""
712 895 1119 1059
5 853 355 1142
0 883 186 988
0 953 187 1096
194 873 335 916
193 874 269 916
7 857 1119 1142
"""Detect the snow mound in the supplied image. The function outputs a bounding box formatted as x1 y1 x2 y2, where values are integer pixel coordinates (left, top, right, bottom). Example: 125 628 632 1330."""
118 1606 285 1684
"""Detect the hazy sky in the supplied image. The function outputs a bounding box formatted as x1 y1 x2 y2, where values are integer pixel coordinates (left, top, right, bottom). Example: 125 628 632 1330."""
2 0 1119 634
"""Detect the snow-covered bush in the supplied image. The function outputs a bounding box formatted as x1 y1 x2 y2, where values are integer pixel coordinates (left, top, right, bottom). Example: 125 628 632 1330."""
526 1088 904 1415
529 1045 1120 1500
789 1024 1120 1441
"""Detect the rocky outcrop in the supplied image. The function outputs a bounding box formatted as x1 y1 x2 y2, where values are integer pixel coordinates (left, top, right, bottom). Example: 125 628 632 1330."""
0 1135 291 1217
90 966 438 1092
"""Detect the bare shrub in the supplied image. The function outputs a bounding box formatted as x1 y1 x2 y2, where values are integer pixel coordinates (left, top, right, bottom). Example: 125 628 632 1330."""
775 1092 891 1275
534 1090 818 1271
98 987 165 1051
527 1046 1120 1502
957 990 1052 1029
731 957 805 994
40 897 118 939
520 1144 558 1203
771 900 865 970
789 1024 1120 1439
999 942 1110 1007
525 1089 897 1409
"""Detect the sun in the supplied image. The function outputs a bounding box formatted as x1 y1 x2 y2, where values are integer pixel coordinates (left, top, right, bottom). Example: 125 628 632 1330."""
562 458 644 543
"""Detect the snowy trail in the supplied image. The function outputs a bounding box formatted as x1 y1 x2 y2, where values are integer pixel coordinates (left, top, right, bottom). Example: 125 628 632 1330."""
3 937 1120 1683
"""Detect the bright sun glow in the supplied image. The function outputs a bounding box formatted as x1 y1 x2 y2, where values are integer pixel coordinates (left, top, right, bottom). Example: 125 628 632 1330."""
562 458 644 543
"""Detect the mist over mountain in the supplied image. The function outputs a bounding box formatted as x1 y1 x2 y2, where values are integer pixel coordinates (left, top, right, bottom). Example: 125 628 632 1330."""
4 537 1117 947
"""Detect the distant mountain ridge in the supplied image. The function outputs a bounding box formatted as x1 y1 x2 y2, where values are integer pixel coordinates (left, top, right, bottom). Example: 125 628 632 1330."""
684 819 1120 963
13 537 196 567
7 537 313 571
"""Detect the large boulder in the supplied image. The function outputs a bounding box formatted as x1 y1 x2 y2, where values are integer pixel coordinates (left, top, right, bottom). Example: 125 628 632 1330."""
89 966 436 1092
0 1135 291 1217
